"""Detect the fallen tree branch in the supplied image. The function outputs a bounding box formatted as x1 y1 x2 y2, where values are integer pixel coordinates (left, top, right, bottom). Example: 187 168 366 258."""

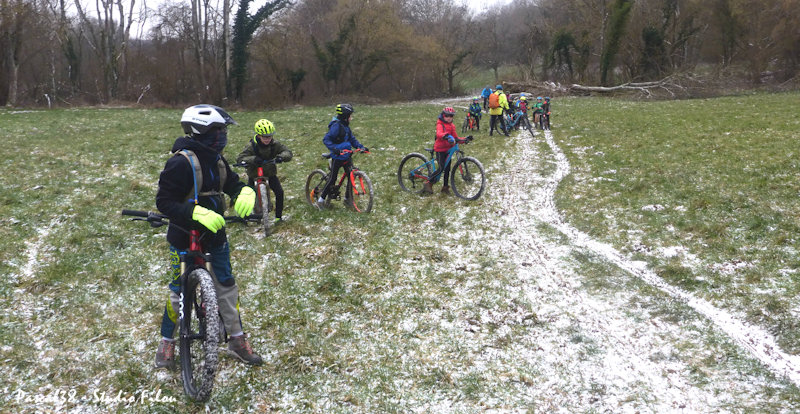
569 75 685 97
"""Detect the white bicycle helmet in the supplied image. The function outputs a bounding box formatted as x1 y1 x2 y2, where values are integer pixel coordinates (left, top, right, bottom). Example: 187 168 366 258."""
180 104 238 135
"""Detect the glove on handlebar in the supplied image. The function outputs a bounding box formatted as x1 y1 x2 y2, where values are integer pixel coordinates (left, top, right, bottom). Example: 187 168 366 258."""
274 156 283 163
192 205 225 233
234 186 256 218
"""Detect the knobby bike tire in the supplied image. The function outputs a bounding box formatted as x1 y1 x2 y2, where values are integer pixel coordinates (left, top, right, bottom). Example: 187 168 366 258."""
179 268 219 402
450 156 486 201
397 153 432 193
257 182 271 236
305 169 329 207
348 170 374 213
461 118 468 134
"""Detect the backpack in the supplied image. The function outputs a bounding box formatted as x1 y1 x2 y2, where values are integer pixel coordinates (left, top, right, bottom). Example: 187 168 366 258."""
175 149 227 203
329 119 349 144
488 93 500 109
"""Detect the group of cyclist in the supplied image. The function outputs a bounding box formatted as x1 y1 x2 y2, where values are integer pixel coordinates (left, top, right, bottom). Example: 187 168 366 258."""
151 103 378 373
150 94 542 374
474 85 552 134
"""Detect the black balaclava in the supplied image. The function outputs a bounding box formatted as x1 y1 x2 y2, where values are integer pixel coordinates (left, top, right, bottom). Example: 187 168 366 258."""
194 127 227 153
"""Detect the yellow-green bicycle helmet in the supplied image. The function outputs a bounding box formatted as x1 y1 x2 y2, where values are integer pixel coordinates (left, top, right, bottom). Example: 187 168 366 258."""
254 119 275 136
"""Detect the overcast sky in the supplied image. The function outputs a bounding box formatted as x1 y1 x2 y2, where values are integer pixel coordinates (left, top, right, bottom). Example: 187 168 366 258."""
462 0 513 13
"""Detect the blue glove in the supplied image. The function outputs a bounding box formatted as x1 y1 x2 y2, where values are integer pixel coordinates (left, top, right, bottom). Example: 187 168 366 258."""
446 135 455 144
331 148 341 155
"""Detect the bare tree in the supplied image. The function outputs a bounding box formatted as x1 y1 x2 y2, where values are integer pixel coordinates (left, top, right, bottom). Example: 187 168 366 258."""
1 0 33 106
74 0 137 101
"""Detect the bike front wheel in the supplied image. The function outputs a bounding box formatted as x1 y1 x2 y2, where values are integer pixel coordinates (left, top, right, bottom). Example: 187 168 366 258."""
305 169 329 207
450 156 486 200
179 268 219 402
398 153 431 193
347 171 374 213
257 182 272 236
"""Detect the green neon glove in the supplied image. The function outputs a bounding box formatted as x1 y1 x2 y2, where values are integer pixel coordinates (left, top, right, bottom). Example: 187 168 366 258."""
192 205 225 233
234 186 256 218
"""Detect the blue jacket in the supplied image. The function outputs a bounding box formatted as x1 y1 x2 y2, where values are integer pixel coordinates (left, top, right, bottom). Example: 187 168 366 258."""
323 119 364 161
481 88 492 98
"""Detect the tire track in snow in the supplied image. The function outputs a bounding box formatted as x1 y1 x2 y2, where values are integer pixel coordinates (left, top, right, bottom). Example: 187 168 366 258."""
529 128 800 387
489 130 715 410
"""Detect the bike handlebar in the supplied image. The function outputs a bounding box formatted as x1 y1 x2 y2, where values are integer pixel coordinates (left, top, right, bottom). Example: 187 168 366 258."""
121 209 250 227
232 159 278 168
340 148 370 154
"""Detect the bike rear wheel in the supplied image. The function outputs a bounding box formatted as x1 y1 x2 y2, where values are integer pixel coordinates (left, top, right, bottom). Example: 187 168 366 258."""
347 170 374 213
179 268 219 402
305 169 329 207
257 182 272 236
450 156 486 200
398 153 432 193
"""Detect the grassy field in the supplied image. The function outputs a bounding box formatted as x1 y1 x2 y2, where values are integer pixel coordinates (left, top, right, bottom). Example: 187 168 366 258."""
554 92 800 354
1 93 799 412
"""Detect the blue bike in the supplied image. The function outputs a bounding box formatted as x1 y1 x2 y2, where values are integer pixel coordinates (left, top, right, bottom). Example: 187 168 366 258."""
397 137 486 200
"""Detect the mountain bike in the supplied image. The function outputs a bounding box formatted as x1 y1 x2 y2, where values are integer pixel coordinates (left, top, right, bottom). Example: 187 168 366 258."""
461 111 478 134
397 137 486 200
507 109 532 132
539 111 551 130
121 209 223 402
305 148 374 213
232 159 278 236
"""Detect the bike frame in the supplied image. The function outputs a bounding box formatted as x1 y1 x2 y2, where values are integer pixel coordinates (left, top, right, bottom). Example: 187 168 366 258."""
330 149 369 199
413 143 463 183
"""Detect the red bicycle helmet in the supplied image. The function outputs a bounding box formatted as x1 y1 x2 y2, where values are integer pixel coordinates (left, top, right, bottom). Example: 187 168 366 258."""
442 107 456 116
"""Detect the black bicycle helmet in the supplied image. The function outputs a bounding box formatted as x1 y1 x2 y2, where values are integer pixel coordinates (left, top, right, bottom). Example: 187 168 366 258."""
336 103 355 119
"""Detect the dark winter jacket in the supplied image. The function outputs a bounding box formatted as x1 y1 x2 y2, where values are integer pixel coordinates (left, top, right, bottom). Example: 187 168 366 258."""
323 119 364 161
156 136 247 250
236 136 293 179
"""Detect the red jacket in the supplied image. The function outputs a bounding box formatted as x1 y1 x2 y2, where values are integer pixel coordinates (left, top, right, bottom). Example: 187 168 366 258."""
434 115 462 152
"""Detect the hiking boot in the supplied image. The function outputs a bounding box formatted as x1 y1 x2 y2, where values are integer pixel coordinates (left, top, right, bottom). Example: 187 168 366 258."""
441 185 450 195
155 339 176 370
227 334 263 366
422 181 434 194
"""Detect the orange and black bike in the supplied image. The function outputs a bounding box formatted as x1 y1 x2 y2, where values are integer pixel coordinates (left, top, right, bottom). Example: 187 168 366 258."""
461 110 478 134
305 148 374 213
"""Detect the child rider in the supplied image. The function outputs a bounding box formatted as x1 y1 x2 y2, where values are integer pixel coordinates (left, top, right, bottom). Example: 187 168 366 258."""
317 103 369 208
423 106 472 195
236 119 293 224
155 104 263 370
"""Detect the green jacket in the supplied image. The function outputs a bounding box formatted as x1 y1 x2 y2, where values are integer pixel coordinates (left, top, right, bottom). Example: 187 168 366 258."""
236 136 292 179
